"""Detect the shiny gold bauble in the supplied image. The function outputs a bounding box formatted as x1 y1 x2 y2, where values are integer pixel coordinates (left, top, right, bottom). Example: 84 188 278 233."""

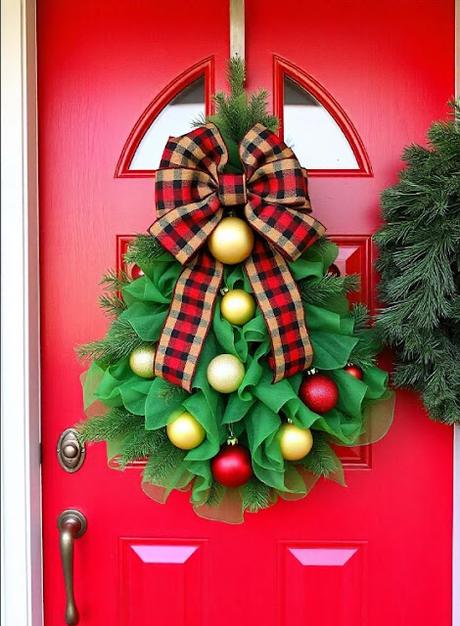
166 409 206 450
206 354 245 393
278 423 313 461
128 344 156 379
208 217 255 265
221 289 256 325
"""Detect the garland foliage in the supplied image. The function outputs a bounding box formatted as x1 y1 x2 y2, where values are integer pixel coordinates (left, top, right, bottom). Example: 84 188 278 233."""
375 101 460 424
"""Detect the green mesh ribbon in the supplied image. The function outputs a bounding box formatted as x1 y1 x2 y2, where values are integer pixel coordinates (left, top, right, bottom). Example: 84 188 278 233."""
80 238 394 523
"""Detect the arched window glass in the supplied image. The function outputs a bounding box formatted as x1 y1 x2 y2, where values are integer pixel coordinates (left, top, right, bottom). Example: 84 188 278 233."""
129 77 205 170
283 77 359 170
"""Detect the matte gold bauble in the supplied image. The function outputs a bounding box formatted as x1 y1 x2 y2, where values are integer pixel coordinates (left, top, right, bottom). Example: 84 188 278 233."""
278 423 313 461
166 409 206 450
221 289 256 325
128 344 156 379
208 217 254 264
206 354 245 393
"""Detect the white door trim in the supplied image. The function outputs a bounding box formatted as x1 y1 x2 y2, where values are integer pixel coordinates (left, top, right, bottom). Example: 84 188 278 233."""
0 0 42 625
453 6 459 625
0 1 458 625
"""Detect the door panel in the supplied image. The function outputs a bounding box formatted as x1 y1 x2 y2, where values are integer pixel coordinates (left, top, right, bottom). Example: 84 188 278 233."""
39 1 454 624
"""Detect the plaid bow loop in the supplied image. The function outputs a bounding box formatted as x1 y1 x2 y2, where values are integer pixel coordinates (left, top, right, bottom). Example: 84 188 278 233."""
149 123 326 391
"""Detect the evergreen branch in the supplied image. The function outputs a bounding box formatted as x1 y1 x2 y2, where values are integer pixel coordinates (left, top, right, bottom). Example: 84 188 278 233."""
77 317 144 363
301 432 343 478
241 478 274 513
204 57 279 146
375 100 460 423
77 408 142 443
100 269 130 292
124 234 169 266
227 56 245 96
350 303 370 331
118 427 166 468
204 481 225 507
299 274 360 306
143 440 187 486
99 293 127 317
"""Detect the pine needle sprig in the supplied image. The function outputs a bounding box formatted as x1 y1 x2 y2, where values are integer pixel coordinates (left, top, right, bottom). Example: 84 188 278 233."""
100 269 130 292
99 293 127 317
124 234 169 267
143 441 187 486
77 316 144 363
198 57 278 148
77 407 142 443
301 432 343 478
118 427 166 468
242 478 275 513
299 274 360 306
204 481 225 507
98 270 129 317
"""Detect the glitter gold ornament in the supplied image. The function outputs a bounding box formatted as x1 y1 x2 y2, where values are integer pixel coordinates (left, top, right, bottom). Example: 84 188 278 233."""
221 289 256 325
206 354 245 393
128 344 156 379
278 423 313 461
208 216 254 264
166 409 206 450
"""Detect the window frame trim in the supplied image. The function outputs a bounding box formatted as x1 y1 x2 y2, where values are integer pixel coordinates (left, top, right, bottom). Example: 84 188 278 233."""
273 55 373 177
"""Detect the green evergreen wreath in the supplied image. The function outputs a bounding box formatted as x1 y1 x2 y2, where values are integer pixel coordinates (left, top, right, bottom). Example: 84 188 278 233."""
375 102 460 425
78 59 393 522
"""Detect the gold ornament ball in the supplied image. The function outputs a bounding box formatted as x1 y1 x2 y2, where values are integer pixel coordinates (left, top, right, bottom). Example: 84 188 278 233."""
208 217 254 265
221 289 256 325
129 344 156 379
166 409 206 450
278 423 313 461
207 354 245 393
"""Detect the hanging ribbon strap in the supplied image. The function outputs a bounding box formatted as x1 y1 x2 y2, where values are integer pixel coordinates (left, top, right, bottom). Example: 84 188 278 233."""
150 123 325 391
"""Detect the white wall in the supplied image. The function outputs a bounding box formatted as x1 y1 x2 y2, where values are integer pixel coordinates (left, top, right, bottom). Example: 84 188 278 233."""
1 0 42 624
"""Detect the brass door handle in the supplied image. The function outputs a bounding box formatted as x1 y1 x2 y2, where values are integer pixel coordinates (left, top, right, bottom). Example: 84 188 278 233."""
57 509 87 625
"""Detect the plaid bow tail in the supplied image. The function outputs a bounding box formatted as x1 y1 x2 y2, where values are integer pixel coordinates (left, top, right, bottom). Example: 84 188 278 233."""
244 238 313 380
154 251 223 390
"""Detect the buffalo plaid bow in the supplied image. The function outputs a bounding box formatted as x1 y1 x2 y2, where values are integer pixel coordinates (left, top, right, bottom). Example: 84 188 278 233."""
150 123 326 391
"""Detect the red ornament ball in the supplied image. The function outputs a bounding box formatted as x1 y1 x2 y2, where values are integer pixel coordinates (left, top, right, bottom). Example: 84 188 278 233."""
211 444 253 488
130 264 144 280
300 373 339 414
344 363 363 380
327 263 341 277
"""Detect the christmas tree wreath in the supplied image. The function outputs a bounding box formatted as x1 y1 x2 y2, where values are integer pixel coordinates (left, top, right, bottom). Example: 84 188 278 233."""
375 102 460 425
78 59 393 522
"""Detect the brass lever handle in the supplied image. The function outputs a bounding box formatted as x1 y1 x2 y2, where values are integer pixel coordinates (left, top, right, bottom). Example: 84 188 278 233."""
57 509 87 625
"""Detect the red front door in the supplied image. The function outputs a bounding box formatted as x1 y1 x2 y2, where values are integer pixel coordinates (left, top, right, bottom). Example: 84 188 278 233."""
39 2 455 624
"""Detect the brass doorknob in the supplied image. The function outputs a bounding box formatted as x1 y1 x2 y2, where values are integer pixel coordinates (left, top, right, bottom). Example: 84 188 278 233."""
57 509 87 625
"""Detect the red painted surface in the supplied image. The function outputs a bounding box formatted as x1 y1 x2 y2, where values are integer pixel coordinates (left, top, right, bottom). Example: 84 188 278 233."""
38 1 455 624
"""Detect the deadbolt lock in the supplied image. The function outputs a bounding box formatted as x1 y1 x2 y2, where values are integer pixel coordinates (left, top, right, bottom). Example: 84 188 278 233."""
57 428 85 472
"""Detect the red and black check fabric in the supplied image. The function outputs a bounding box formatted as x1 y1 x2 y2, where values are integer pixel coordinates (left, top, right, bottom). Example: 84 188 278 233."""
154 250 223 389
150 123 326 391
